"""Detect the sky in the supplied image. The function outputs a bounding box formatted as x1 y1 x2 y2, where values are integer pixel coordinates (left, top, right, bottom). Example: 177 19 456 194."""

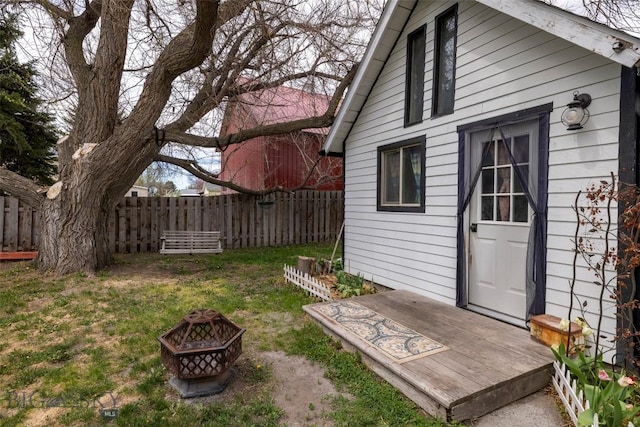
169 150 221 190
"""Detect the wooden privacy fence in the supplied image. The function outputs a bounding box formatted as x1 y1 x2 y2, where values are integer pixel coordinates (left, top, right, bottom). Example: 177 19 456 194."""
1 191 343 254
0 196 40 253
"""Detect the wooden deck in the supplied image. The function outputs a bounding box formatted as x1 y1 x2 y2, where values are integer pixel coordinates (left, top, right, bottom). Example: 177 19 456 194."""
303 290 554 422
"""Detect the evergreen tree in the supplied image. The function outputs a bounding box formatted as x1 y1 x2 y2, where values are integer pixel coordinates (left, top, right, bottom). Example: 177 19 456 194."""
0 13 57 185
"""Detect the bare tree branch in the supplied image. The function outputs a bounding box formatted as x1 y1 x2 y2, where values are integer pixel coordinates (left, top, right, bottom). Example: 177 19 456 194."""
155 153 327 196
165 63 358 149
165 114 332 149
167 20 272 132
62 0 102 96
0 166 46 208
13 0 73 20
77 0 134 142
230 71 347 97
143 0 173 38
121 0 219 138
543 0 640 32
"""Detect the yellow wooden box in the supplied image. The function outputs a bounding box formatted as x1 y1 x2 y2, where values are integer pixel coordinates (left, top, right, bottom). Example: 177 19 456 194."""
530 314 583 352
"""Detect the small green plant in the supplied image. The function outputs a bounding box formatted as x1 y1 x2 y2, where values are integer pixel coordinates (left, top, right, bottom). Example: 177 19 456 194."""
245 360 272 383
314 257 330 274
335 271 365 298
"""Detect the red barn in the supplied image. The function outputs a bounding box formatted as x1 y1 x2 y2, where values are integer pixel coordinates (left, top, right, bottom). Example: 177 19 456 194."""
219 85 342 193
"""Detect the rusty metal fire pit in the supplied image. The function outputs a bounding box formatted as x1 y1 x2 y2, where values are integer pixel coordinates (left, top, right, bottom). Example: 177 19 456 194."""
159 309 245 397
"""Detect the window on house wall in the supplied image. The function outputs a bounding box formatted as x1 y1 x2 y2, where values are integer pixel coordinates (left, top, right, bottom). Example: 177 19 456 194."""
405 26 426 126
377 136 426 212
432 5 458 116
480 136 530 223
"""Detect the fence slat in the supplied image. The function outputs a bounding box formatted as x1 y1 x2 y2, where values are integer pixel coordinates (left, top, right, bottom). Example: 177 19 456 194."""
250 198 257 248
553 361 582 426
21 205 32 250
149 197 158 252
225 195 233 248
269 198 276 246
130 197 138 253
0 196 4 251
7 198 19 251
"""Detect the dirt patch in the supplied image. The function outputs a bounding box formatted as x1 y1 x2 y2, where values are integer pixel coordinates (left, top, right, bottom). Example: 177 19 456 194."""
259 351 349 426
27 297 53 312
187 350 350 426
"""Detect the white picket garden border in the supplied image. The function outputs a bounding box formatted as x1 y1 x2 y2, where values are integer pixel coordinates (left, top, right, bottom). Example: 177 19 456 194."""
283 264 333 301
553 360 589 426
553 360 635 427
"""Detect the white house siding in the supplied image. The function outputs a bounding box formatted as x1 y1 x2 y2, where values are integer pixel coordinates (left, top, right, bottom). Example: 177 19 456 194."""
342 1 623 349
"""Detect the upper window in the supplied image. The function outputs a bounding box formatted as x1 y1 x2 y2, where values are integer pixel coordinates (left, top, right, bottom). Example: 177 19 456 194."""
405 26 426 126
432 5 458 116
377 136 426 212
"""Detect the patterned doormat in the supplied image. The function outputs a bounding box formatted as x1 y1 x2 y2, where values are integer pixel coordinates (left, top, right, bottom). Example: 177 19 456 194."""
313 301 448 363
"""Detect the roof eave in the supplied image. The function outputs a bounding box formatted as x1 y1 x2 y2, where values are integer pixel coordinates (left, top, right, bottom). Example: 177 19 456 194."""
322 0 417 154
478 0 640 68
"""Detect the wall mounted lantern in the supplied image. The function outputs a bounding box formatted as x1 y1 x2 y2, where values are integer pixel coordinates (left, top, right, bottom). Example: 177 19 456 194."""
561 91 592 130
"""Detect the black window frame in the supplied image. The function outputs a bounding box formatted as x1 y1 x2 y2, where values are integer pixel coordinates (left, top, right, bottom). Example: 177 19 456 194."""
404 25 426 127
377 136 426 213
432 5 458 117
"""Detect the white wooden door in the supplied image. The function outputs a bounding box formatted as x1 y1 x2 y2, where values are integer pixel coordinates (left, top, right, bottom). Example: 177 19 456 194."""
468 133 532 322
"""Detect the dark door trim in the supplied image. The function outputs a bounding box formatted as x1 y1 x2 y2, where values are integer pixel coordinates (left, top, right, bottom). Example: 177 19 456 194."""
456 104 552 319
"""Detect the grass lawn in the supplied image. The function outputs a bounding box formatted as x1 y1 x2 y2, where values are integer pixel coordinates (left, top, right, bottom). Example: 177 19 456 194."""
0 243 459 426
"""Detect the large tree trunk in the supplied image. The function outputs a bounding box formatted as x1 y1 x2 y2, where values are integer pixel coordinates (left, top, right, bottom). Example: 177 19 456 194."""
36 177 115 274
24 1 220 275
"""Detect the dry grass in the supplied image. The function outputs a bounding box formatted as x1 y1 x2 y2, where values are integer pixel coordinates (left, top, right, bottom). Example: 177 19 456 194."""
0 245 331 426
